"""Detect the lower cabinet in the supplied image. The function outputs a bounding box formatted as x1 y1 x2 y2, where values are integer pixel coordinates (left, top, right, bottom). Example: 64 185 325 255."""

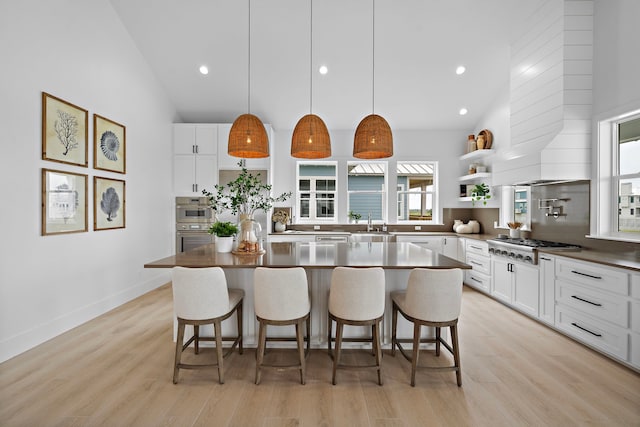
491 258 539 317
463 239 491 294
538 255 555 325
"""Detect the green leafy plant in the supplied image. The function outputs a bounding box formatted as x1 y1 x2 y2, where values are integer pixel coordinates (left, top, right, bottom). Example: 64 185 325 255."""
348 211 362 221
471 183 491 206
208 221 238 237
202 161 292 216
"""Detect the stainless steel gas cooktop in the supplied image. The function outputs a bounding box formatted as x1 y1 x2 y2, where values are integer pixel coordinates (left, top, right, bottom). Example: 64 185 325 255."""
487 238 581 264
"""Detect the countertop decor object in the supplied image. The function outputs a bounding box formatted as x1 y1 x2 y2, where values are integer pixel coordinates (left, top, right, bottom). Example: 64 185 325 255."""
208 221 238 253
272 209 289 232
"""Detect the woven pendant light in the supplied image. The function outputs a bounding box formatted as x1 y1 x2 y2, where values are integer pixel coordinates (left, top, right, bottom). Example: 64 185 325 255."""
228 0 269 159
353 0 392 159
291 0 331 158
353 114 393 159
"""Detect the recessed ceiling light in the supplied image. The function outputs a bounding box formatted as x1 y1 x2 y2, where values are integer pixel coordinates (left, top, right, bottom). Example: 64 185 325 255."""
456 66 466 75
199 65 209 75
459 108 468 115
318 65 328 75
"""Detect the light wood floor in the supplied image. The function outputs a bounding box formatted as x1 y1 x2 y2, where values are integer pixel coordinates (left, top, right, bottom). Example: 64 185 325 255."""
1 284 639 427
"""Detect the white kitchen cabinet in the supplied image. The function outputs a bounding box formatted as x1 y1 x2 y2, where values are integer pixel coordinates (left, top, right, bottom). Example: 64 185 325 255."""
268 234 316 243
442 236 458 259
554 257 632 365
456 238 466 262
173 124 218 195
463 239 491 294
491 258 539 317
217 123 273 170
394 235 458 260
538 254 555 325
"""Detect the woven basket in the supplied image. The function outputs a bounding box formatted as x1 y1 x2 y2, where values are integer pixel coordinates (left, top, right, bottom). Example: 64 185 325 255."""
228 113 269 158
478 129 493 149
353 114 393 159
291 114 332 158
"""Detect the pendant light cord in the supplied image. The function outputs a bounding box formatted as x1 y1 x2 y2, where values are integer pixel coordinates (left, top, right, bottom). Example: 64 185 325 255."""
372 0 375 114
248 0 251 114
309 0 313 114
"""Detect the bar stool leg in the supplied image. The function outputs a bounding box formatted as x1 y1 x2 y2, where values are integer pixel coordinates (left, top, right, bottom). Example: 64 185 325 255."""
214 320 224 384
391 302 398 357
255 321 267 385
296 320 306 385
327 316 333 357
411 322 421 387
194 325 200 354
237 301 244 355
332 321 344 385
451 323 462 386
373 320 382 386
173 321 186 384
435 327 441 356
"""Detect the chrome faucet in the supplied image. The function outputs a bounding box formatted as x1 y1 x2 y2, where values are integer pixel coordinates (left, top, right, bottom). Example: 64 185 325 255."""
367 212 373 232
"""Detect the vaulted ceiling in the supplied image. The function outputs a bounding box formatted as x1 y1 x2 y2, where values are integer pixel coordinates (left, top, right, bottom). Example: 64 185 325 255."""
110 0 542 131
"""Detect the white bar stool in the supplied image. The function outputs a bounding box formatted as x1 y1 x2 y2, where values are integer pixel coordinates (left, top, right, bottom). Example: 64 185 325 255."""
254 267 311 385
391 268 463 386
328 267 385 385
171 266 244 384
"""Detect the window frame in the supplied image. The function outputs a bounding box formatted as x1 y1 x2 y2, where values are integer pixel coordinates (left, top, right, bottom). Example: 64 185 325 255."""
296 161 338 223
395 160 439 224
346 161 388 223
592 108 640 242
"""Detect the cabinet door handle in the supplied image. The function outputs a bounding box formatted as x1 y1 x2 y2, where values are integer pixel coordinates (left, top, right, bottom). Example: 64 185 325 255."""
470 260 483 266
192 145 196 154
571 295 602 307
571 270 602 280
540 257 551 261
571 322 602 337
471 277 483 283
470 245 482 250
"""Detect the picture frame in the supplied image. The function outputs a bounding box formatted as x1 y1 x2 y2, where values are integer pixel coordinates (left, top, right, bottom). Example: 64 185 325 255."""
94 114 126 174
94 176 126 231
42 168 88 236
42 92 88 167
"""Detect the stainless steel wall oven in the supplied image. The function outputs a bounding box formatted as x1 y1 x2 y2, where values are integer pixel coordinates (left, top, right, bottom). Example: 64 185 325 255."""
176 197 213 253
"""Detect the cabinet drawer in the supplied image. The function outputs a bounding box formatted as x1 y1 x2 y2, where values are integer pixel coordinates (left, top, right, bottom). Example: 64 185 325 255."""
465 240 489 257
555 305 629 361
465 270 490 293
632 273 640 299
633 299 640 333
556 258 629 296
556 279 629 327
466 253 490 275
632 332 640 368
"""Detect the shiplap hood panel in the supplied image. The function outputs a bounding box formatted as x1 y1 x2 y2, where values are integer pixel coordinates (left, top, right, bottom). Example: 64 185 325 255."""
493 0 593 186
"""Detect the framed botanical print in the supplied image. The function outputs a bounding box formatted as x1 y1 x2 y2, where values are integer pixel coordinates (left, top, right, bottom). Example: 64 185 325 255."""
42 92 88 167
94 114 126 174
42 169 88 235
94 176 126 231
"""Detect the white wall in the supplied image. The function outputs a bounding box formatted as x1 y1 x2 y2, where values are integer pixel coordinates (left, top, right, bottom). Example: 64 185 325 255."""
0 0 177 362
271 127 467 223
592 0 640 117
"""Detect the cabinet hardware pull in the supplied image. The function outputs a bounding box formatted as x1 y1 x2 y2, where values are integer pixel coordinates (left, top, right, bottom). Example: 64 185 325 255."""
540 257 551 261
571 322 602 337
192 145 196 154
571 270 602 280
470 245 482 250
195 145 199 154
571 295 602 307
471 277 482 283
470 261 482 266
194 184 198 192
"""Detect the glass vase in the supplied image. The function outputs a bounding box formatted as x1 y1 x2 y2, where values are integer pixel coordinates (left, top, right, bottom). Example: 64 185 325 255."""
235 214 264 254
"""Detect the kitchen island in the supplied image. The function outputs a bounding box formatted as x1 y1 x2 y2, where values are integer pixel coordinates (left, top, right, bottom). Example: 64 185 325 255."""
145 241 471 348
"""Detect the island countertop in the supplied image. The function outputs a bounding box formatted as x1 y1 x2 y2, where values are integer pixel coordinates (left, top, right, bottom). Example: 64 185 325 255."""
144 241 471 270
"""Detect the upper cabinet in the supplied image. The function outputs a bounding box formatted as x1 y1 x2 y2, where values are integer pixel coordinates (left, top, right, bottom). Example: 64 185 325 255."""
217 123 273 170
173 124 218 195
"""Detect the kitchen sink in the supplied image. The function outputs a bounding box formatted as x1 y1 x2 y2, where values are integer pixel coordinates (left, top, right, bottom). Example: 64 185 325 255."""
348 232 396 243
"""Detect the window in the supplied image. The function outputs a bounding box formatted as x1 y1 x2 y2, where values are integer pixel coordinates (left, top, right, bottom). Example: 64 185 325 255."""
297 162 337 222
594 110 640 241
347 162 386 221
396 161 437 222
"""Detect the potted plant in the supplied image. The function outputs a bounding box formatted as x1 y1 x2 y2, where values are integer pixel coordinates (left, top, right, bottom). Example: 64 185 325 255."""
471 183 491 206
202 161 292 253
348 211 362 223
208 221 238 253
272 210 289 232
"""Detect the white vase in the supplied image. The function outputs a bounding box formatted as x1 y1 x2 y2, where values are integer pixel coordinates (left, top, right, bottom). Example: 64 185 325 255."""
215 236 234 253
452 220 463 232
468 220 480 233
509 228 521 238
274 222 286 232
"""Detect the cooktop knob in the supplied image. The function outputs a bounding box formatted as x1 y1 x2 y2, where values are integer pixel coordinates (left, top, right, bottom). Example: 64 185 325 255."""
524 256 533 263
516 254 524 260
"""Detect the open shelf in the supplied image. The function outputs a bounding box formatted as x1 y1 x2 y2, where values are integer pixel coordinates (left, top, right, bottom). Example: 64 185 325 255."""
459 149 495 162
458 172 491 182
